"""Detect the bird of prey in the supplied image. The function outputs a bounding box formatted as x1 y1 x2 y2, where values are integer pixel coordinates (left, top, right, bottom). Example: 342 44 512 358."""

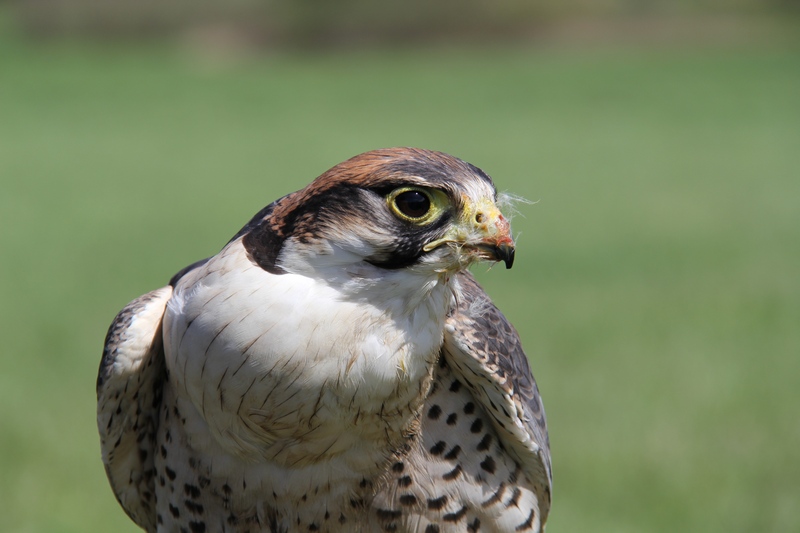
97 147 551 533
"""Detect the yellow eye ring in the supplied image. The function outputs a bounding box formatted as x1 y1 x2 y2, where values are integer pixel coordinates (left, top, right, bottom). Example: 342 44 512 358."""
387 187 449 225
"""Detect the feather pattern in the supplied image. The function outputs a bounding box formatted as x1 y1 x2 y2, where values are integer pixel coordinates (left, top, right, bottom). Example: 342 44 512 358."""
444 271 552 520
97 286 172 531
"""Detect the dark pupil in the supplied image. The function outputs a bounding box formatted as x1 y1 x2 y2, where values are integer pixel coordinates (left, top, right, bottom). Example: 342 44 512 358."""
395 191 431 219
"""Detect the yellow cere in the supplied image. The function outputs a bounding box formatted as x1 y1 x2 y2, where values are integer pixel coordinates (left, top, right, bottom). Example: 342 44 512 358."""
422 195 503 253
462 196 505 236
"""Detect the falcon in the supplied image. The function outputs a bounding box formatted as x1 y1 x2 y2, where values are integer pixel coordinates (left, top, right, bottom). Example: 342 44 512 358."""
97 147 552 533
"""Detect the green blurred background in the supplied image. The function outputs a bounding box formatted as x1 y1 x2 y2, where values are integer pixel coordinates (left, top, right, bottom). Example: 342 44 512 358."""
1 1 799 531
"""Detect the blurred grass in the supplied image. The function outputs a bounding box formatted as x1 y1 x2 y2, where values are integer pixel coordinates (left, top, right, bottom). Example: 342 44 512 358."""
1 12 799 533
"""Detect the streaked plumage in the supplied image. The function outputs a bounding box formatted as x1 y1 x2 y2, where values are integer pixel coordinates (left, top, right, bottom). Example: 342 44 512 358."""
98 148 551 532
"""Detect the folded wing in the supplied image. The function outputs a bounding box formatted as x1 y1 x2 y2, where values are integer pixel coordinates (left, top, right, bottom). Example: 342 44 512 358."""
97 286 172 532
444 272 552 523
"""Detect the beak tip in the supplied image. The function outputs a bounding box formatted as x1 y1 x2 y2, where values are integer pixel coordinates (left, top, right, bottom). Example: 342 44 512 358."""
498 243 515 269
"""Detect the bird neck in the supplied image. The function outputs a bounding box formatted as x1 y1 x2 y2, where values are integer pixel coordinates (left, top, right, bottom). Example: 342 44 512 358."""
276 237 457 315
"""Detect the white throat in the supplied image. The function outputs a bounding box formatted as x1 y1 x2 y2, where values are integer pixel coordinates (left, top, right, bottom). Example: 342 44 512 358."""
276 236 456 315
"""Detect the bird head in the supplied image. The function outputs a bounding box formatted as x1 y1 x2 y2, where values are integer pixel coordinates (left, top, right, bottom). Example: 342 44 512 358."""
241 148 516 279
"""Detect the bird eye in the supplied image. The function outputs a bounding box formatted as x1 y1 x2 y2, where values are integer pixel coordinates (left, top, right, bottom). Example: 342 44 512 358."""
387 186 447 225
394 190 431 219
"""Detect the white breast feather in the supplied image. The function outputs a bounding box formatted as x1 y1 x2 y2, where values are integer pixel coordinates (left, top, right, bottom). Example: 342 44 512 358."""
163 237 452 474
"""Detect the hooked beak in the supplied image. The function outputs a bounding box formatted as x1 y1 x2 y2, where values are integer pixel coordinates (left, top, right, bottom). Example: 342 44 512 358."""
478 240 515 269
424 197 516 269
